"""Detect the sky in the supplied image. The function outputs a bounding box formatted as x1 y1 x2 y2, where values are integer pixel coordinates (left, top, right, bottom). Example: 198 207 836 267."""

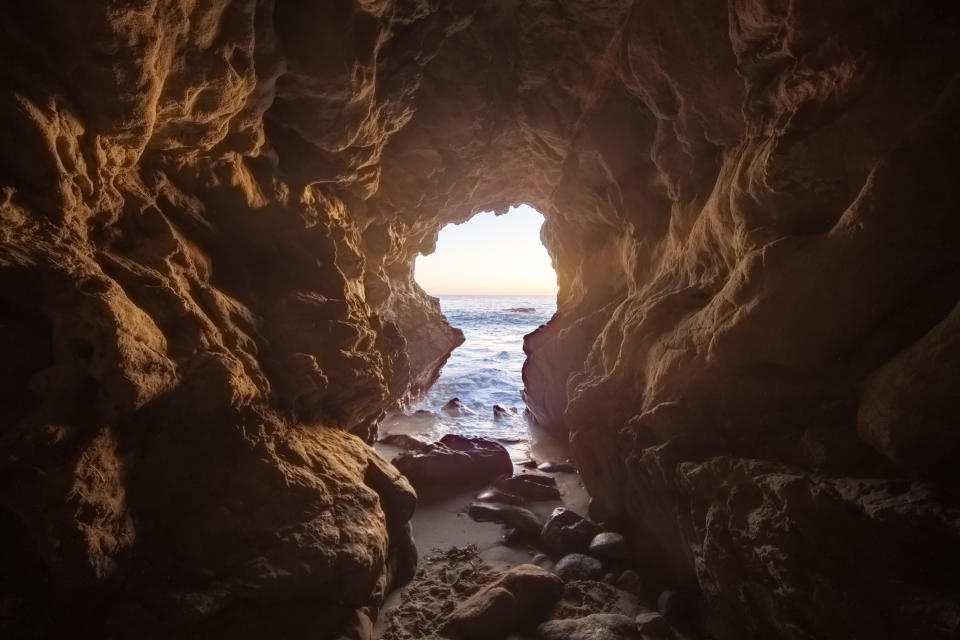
415 204 558 295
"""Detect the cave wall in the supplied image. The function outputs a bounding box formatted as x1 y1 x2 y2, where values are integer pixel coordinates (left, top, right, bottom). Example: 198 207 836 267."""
1 1 959 638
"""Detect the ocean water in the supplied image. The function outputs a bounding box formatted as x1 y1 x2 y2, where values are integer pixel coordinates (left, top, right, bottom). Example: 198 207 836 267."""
383 295 556 442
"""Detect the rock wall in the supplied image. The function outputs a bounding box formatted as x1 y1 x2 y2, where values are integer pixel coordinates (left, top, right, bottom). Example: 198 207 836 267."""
1 1 959 638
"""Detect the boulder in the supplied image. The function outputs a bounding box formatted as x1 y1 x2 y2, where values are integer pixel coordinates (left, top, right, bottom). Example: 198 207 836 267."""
392 434 512 489
496 474 561 501
553 553 603 582
440 586 517 640
540 508 602 555
442 564 563 638
538 613 642 640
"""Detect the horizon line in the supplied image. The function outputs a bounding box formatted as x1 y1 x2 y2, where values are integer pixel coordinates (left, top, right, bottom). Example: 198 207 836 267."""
424 292 558 296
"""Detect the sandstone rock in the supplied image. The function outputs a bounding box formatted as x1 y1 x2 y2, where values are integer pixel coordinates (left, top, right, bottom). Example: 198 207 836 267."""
589 532 631 562
538 613 642 640
392 434 512 489
541 508 602 556
441 564 564 638
496 474 561 501
554 554 604 582
441 586 517 640
3 1 960 638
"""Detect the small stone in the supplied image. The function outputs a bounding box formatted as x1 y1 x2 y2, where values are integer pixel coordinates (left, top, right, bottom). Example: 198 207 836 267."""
477 488 524 505
532 554 554 572
498 505 545 536
501 526 526 547
537 460 577 473
589 532 631 561
538 613 641 640
656 590 686 622
635 610 672 637
603 572 616 583
468 502 503 522
553 553 603 582
615 569 645 598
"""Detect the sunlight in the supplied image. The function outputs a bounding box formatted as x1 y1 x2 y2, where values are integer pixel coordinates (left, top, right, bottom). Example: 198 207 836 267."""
415 205 557 295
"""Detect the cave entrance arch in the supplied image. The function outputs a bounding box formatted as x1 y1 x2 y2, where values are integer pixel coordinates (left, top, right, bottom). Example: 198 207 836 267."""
384 205 558 448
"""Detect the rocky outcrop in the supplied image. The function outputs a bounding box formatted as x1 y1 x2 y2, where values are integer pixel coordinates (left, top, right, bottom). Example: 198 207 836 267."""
1 1 959 638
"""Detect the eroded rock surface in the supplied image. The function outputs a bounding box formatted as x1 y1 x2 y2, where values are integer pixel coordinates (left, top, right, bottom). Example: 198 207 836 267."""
1 1 959 638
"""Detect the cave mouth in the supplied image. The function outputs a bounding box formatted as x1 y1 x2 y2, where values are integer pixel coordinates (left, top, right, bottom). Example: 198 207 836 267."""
392 205 557 444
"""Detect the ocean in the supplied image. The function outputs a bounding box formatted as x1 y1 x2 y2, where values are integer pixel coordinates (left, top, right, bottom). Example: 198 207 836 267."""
384 294 556 442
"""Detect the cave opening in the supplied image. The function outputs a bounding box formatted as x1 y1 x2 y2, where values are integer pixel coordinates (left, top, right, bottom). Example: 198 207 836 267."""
401 204 558 446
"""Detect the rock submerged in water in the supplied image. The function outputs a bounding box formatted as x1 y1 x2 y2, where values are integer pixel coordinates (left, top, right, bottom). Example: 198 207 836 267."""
441 397 476 417
505 307 536 313
538 613 642 640
392 434 512 488
492 404 519 420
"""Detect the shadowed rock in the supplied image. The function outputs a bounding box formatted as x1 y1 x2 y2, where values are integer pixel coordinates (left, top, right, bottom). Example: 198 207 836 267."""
393 434 512 489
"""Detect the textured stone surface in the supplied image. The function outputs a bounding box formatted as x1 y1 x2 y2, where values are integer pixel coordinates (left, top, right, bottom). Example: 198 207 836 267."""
1 1 960 638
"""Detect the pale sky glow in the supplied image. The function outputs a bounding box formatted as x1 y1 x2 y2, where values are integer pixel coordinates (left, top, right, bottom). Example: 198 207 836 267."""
415 205 558 295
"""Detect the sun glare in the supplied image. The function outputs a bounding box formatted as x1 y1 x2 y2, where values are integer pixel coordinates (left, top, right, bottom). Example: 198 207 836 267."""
414 205 557 295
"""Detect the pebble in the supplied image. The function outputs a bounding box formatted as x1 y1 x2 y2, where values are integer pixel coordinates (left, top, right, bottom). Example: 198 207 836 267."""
615 569 646 598
635 610 672 637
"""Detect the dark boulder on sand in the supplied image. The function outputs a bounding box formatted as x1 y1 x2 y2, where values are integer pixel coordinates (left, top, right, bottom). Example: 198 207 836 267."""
392 434 512 489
